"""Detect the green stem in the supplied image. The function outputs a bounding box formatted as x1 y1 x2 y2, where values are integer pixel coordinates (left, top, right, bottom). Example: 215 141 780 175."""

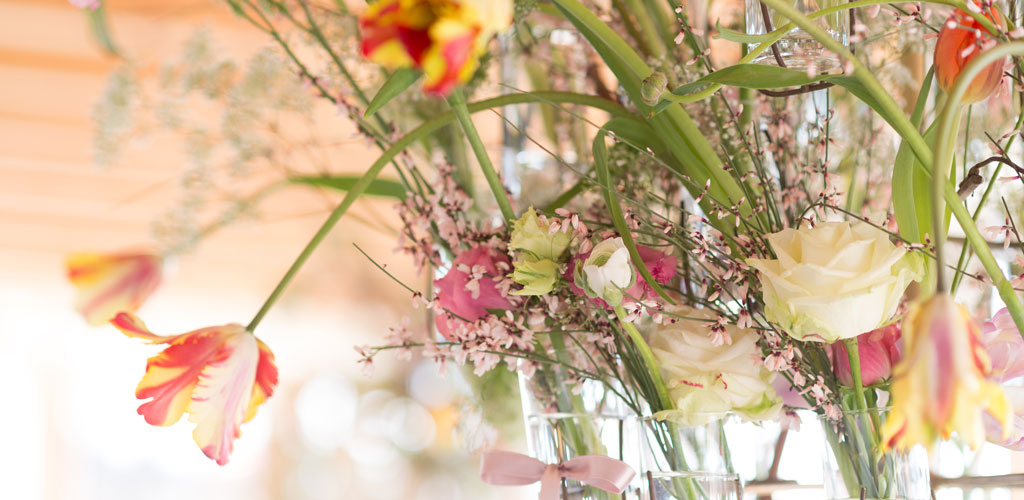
448 88 516 223
931 42 1024 332
613 305 672 411
246 91 629 332
622 0 667 58
757 0 1024 348
843 337 869 413
758 0 933 167
932 108 964 293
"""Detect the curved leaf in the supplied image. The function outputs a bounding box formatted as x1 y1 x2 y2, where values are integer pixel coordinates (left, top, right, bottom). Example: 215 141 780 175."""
365 68 422 118
290 176 407 200
592 129 675 304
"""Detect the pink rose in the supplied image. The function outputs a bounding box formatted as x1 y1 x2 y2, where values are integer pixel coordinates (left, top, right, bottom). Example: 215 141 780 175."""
564 244 676 309
981 308 1024 383
433 246 513 340
830 324 902 386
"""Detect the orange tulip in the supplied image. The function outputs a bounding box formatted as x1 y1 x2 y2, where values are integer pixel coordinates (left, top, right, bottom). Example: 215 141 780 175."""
881 295 1010 451
935 6 1006 104
111 313 278 465
359 0 512 95
66 252 162 326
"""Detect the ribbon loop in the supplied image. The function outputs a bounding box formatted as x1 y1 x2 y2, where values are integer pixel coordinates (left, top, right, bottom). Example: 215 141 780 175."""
480 450 636 500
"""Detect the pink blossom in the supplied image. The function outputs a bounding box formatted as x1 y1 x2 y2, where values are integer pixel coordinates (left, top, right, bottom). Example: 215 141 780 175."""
981 308 1024 382
564 244 676 309
829 324 902 386
433 246 512 340
771 375 810 408
69 0 99 9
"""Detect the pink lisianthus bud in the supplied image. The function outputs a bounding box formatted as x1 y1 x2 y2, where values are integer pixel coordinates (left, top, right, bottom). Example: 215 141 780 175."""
829 324 902 386
564 244 676 309
433 246 513 340
980 308 1024 382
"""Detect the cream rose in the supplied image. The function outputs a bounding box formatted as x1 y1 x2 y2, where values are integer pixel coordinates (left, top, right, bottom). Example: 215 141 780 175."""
650 305 781 425
747 222 923 343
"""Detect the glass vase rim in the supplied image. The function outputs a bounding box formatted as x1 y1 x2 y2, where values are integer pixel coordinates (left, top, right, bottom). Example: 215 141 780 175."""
816 406 892 419
634 411 738 422
526 412 628 420
647 470 742 481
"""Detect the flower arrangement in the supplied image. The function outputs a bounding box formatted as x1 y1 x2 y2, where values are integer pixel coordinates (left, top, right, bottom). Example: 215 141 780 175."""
68 0 1024 498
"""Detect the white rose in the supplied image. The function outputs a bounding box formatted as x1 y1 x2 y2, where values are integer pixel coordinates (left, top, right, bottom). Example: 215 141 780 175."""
576 237 634 306
650 305 781 425
747 222 923 343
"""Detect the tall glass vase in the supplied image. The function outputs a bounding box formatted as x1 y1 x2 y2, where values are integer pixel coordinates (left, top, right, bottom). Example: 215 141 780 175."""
637 415 743 500
527 413 643 500
819 408 930 500
500 12 594 210
744 0 849 73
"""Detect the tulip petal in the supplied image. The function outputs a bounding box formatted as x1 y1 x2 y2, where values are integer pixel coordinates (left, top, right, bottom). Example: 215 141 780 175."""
111 313 275 465
244 339 279 423
136 333 225 426
189 333 260 466
67 252 162 326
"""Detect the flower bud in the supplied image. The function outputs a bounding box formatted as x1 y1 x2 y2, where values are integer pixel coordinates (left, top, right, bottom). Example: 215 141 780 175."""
830 324 902 386
510 258 560 296
881 295 1011 451
510 207 571 262
641 71 669 106
574 237 634 307
935 6 1006 105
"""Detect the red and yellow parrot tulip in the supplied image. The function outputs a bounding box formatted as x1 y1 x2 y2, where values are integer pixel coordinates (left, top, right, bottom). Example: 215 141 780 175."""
359 0 512 95
66 252 162 326
882 295 1011 451
111 313 278 465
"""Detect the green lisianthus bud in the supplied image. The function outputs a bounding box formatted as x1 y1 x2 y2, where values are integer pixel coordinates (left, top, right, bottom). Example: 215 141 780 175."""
510 207 571 262
510 258 560 296
641 71 669 106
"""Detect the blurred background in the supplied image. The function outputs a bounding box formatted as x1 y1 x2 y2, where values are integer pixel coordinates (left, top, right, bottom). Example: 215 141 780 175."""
0 1 523 498
1 1 1023 500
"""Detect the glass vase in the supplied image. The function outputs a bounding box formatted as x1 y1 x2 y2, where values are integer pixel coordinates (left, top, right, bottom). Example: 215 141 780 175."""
637 415 743 500
500 12 594 210
744 0 849 73
518 339 631 417
818 408 930 500
527 413 643 500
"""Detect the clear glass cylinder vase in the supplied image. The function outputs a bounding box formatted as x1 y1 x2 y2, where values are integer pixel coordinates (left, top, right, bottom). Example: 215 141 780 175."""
527 413 643 500
819 408 930 500
637 415 743 500
500 12 594 210
744 0 849 73
520 370 630 417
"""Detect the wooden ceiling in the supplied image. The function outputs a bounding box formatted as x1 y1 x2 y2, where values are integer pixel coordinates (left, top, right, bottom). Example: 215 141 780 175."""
0 0 428 316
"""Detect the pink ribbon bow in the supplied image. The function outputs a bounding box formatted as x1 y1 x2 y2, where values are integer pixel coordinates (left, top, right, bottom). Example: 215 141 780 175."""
480 450 636 500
